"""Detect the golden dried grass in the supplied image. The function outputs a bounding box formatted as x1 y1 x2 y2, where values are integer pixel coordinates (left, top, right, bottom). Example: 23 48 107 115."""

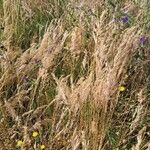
0 0 149 149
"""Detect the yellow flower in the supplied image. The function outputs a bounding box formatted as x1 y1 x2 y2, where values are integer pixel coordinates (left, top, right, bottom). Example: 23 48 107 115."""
119 86 126 92
16 140 24 147
32 131 39 137
40 144 45 149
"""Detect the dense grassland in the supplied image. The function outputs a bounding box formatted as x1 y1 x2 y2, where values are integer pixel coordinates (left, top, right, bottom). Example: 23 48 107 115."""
0 0 150 149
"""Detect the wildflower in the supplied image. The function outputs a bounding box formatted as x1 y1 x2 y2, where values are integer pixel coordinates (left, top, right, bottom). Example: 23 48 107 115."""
119 86 126 92
16 140 24 147
139 36 146 45
40 144 45 150
32 131 39 138
121 15 129 23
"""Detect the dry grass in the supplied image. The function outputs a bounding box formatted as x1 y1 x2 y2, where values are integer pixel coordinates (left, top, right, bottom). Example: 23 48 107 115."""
0 0 150 150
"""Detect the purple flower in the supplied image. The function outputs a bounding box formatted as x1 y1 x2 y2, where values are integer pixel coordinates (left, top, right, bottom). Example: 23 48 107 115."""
139 36 146 45
121 15 129 23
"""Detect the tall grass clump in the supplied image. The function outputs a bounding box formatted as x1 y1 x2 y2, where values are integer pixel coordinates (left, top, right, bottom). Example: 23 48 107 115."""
0 0 149 149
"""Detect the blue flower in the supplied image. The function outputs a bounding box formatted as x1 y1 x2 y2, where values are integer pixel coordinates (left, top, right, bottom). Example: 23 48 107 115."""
139 36 146 45
121 15 129 23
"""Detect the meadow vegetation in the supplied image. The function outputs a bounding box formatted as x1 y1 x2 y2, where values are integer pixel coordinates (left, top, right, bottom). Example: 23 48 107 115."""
0 0 150 149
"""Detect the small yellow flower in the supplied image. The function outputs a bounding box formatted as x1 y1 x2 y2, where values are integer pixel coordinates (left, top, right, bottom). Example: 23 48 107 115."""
16 140 24 147
119 86 126 92
32 131 39 137
40 144 45 149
